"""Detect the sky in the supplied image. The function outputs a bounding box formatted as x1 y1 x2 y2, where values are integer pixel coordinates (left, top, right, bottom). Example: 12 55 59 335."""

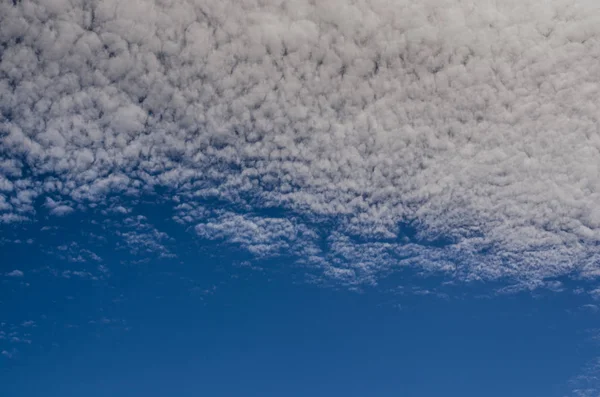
1 0 600 395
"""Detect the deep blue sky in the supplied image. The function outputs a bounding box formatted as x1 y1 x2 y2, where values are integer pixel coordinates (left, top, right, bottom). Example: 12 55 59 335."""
1 200 599 397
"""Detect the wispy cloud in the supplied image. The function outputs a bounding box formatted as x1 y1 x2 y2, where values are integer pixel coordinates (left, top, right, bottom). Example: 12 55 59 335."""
1 349 17 359
115 215 175 258
571 357 600 397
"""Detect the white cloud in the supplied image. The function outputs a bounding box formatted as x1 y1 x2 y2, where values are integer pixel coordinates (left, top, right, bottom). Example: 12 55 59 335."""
61 270 95 280
589 288 600 300
571 357 600 397
5 270 24 277
581 304 599 313
195 212 320 257
44 197 74 216
116 215 175 257
51 241 104 264
0 0 599 287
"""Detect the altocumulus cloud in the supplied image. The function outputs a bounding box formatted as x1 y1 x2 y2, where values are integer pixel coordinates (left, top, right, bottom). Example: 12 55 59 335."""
1 0 600 287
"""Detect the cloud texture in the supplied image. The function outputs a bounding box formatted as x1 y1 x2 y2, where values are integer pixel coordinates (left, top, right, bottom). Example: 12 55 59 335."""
1 0 600 286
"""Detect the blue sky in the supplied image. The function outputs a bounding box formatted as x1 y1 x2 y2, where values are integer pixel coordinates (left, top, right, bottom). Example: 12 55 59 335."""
2 0 600 396
2 199 600 396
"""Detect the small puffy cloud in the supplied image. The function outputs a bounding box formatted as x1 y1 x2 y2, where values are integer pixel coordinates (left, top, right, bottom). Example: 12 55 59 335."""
50 205 74 216
5 270 24 277
44 198 74 217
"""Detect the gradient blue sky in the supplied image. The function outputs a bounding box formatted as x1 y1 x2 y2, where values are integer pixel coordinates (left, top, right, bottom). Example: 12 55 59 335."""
2 200 600 396
2 0 600 396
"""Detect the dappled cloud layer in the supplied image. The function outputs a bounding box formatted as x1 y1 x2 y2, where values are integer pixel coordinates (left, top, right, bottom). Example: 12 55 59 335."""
1 0 600 286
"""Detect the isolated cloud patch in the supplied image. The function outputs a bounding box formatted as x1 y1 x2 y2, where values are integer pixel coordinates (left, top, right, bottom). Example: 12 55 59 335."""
44 197 74 216
5 270 24 277
1 0 600 286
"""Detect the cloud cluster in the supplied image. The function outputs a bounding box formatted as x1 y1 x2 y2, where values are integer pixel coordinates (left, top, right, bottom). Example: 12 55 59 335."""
1 0 600 286
195 212 320 257
571 357 600 397
0 320 36 360
116 214 175 257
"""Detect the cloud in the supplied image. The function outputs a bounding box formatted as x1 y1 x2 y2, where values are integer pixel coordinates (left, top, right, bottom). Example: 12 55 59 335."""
44 198 74 216
9 337 31 344
195 211 320 257
61 270 95 279
116 215 175 257
589 288 600 301
52 241 103 263
581 304 599 313
5 270 24 277
571 357 600 397
1 0 600 287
